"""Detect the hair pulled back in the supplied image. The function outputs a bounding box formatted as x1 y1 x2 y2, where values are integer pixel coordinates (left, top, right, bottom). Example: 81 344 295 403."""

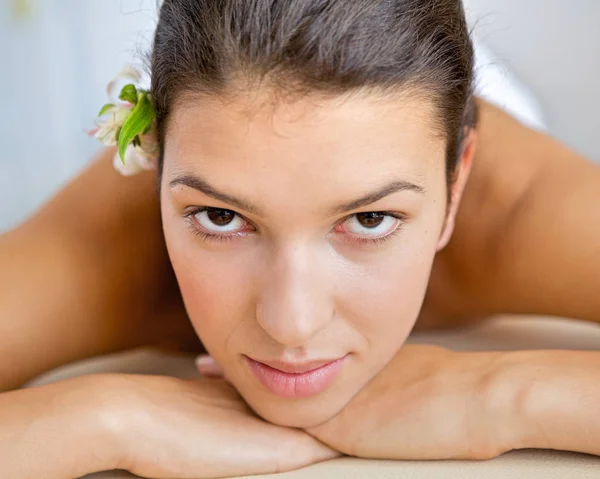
151 0 477 183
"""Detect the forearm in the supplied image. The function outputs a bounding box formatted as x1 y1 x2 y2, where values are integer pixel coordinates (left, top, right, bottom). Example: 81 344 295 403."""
493 350 600 455
0 375 122 479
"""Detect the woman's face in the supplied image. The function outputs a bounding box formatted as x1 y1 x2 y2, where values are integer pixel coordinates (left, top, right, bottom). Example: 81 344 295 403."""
161 90 468 428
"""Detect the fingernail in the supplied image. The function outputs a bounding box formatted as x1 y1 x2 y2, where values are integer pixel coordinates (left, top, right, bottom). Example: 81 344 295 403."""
195 355 216 368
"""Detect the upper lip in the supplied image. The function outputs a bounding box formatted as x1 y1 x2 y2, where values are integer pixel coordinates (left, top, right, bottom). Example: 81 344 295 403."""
248 357 344 374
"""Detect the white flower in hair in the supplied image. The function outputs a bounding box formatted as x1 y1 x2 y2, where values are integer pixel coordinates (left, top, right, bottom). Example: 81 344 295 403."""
113 127 160 176
92 104 133 147
90 67 158 175
106 67 142 101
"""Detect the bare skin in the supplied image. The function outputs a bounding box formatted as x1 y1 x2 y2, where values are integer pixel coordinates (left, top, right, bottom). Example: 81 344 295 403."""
0 147 199 391
3 99 598 390
421 100 600 327
1 99 600 476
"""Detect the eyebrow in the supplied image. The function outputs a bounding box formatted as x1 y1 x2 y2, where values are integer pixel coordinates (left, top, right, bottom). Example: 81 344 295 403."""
169 174 263 216
169 174 425 217
330 180 425 215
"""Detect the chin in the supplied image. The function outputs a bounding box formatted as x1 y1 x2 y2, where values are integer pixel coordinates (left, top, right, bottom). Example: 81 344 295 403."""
238 386 354 429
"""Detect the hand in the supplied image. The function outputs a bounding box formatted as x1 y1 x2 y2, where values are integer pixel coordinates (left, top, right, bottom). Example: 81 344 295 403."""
106 374 338 478
304 345 518 460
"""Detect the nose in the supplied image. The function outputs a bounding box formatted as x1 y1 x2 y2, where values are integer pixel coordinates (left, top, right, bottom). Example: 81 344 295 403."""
256 242 333 348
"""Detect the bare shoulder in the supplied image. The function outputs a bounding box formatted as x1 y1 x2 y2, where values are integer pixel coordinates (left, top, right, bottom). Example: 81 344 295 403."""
0 149 198 390
418 99 600 329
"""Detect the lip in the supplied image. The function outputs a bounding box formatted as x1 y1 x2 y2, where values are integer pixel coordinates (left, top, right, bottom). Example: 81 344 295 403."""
245 355 347 399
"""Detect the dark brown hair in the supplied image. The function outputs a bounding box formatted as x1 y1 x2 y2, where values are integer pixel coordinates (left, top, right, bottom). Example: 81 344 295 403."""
151 0 476 184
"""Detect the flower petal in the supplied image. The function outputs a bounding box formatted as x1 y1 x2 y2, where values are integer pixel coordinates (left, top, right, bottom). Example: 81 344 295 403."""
113 144 156 176
107 66 142 102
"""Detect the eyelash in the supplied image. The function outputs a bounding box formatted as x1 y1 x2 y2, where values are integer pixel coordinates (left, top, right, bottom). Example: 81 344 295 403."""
183 207 405 246
184 208 244 244
345 213 405 246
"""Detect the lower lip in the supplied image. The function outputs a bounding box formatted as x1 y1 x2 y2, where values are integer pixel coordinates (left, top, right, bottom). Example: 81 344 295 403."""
246 356 346 399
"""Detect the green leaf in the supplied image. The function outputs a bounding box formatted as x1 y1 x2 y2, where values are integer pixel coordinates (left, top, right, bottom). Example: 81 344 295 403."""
118 92 155 163
98 103 116 117
119 84 138 104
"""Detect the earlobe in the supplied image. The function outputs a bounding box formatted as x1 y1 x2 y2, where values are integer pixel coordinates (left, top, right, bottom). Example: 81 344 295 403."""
436 129 477 252
436 216 455 252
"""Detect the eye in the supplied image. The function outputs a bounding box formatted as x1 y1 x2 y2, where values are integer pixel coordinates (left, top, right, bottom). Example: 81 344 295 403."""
338 212 402 238
192 207 247 234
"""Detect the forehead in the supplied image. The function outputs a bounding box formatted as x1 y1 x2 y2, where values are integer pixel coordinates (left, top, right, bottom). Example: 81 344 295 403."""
164 90 446 190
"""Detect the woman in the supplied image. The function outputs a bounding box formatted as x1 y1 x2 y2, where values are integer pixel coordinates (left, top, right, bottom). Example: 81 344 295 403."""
1 1 600 478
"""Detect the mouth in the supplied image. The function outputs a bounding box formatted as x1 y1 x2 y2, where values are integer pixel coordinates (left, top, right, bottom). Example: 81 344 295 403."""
244 355 347 399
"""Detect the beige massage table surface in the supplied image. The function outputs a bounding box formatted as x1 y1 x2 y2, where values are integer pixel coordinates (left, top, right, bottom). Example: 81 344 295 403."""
28 316 600 478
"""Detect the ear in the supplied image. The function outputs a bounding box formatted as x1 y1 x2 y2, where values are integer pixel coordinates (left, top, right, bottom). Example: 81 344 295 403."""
436 128 477 252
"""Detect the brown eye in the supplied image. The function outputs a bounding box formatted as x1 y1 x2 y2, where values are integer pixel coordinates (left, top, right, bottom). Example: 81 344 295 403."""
356 212 385 228
193 208 246 233
207 208 235 226
339 212 401 238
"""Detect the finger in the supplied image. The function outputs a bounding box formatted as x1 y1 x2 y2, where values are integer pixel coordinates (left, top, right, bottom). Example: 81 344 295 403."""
307 438 343 463
195 355 225 378
278 431 342 471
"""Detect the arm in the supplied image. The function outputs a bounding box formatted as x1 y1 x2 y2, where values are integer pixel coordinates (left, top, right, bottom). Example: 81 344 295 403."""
496 349 600 456
0 373 336 479
423 100 600 325
307 345 600 459
0 148 196 391
0 376 122 479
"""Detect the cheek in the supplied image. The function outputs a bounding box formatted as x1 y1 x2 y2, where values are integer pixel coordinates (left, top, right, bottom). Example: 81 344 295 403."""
336 226 439 358
163 222 257 355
